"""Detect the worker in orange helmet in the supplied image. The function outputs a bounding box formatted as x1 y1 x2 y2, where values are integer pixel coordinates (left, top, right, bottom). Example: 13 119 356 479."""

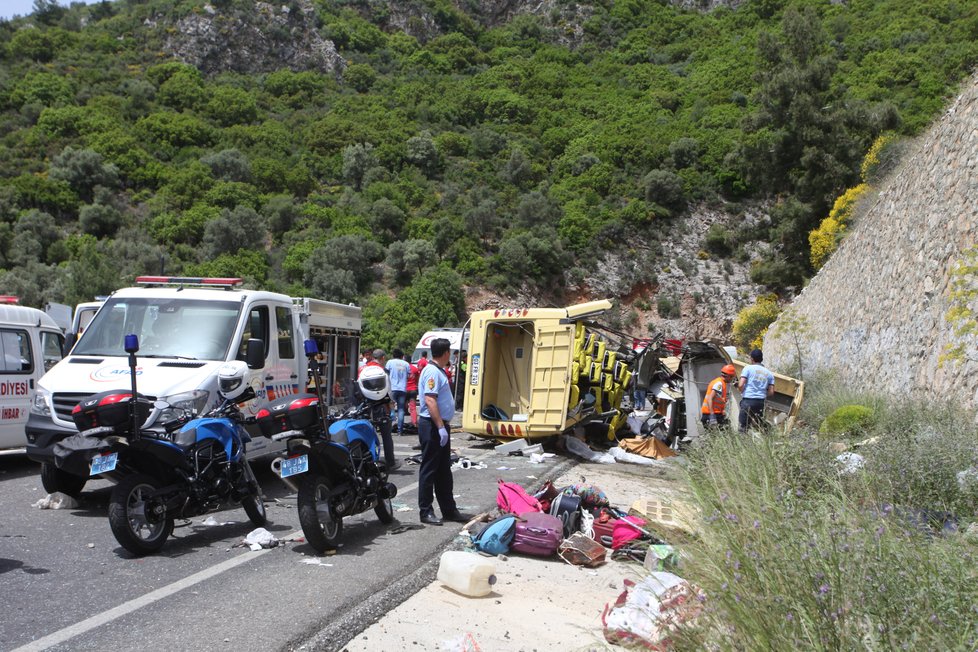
701 364 737 429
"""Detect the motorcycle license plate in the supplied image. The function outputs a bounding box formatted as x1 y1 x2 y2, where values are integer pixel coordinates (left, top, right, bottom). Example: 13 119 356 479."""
90 452 118 475
280 454 308 478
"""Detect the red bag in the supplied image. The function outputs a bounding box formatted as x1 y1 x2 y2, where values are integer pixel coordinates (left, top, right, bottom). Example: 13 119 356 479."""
496 479 543 516
591 509 620 547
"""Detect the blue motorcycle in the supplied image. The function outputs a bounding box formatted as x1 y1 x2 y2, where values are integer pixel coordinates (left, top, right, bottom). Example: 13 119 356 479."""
260 340 396 553
57 335 268 556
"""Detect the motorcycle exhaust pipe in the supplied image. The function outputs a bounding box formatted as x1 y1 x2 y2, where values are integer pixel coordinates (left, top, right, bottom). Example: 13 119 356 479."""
270 457 299 493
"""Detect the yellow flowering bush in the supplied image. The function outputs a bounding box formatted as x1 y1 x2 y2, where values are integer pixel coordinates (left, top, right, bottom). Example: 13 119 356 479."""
732 293 780 353
860 132 898 183
808 183 870 270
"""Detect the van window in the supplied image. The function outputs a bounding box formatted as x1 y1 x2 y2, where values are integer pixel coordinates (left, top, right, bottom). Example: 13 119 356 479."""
0 329 31 373
276 306 294 360
238 305 270 360
40 331 64 372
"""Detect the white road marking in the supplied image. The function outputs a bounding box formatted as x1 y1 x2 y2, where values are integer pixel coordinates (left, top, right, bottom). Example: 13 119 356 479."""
15 443 490 651
12 547 276 652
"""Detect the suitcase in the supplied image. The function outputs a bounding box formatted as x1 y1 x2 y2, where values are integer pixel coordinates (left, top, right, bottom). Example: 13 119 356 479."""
591 511 620 548
550 493 582 537
512 512 563 557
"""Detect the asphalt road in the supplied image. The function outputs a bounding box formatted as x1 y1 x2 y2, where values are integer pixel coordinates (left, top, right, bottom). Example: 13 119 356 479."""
0 433 570 652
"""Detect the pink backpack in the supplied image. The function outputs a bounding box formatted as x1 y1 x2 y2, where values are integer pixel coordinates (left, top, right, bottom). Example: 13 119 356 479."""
497 479 543 516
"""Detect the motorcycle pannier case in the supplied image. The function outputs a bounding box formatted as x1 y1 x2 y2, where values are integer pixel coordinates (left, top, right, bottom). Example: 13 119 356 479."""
512 512 563 557
257 394 321 437
71 390 151 433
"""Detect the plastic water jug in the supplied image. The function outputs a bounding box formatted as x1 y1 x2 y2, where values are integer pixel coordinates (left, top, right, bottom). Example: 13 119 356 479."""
436 551 497 597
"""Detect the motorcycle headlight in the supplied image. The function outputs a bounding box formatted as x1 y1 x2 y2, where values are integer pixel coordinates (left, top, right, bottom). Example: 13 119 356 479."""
155 390 210 424
30 387 51 417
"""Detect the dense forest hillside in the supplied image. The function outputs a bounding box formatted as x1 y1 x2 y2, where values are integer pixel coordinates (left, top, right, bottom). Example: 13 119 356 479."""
0 0 975 351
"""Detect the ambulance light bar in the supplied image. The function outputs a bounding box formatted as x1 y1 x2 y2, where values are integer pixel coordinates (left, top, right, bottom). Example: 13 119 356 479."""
134 276 243 289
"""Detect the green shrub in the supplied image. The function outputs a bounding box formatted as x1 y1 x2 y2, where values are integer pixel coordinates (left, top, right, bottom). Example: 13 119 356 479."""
677 426 978 651
819 404 877 437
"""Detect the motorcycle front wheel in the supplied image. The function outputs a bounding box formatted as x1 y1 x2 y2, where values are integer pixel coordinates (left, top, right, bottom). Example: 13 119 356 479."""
242 493 267 526
374 492 394 524
108 473 173 556
239 461 267 526
298 474 343 553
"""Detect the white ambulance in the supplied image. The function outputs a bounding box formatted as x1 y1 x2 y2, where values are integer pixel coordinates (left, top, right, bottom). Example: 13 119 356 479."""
0 297 65 453
26 277 361 494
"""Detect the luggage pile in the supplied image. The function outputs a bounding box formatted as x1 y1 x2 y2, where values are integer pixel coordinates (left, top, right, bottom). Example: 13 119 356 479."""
453 476 703 650
465 479 666 566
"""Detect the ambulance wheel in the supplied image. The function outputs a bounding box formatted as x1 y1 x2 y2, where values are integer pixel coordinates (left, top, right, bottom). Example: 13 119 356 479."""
40 462 86 498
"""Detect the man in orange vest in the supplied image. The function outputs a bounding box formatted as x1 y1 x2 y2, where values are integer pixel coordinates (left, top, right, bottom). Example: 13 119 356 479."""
701 364 736 429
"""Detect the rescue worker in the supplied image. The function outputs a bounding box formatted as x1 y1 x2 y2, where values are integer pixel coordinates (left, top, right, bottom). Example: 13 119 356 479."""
738 348 775 432
701 364 736 429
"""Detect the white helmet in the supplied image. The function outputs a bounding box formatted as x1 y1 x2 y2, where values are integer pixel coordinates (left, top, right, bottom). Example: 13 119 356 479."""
217 360 249 400
357 365 389 402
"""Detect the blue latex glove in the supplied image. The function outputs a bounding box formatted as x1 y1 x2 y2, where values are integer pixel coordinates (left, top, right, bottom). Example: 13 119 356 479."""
438 427 449 447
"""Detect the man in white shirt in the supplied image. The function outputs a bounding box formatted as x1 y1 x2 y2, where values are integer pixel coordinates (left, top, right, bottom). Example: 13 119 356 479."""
385 349 411 435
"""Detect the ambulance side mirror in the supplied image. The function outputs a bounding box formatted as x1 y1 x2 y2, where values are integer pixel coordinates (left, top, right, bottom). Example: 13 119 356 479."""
245 338 264 370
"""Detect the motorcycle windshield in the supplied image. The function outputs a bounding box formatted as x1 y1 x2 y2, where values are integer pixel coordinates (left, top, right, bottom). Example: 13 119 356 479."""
73 297 241 362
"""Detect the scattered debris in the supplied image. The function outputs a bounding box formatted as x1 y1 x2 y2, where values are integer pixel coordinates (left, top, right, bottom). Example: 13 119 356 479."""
495 439 529 455
602 572 704 648
562 435 616 464
452 458 487 471
643 545 679 572
557 533 606 567
630 497 699 538
836 451 865 475
441 632 482 652
201 516 235 526
300 558 334 567
242 528 279 551
32 493 79 510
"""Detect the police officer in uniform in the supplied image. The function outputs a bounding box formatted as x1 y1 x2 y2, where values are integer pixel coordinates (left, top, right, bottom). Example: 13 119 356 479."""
417 337 469 526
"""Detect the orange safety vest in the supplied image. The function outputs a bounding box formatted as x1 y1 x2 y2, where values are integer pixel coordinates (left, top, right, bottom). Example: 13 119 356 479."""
700 376 728 415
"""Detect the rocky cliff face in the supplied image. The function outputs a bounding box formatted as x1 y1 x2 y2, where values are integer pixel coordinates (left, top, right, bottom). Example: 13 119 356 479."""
464 203 767 342
357 0 740 47
157 1 345 75
763 72 978 407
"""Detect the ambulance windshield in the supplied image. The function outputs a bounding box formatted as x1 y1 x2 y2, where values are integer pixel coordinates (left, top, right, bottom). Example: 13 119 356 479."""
72 297 241 361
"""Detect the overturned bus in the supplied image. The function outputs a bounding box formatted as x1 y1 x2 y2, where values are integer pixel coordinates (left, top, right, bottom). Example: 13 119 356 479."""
461 301 805 445
461 300 641 441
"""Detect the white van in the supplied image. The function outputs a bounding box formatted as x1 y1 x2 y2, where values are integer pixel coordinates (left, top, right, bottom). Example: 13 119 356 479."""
26 277 361 494
412 327 469 364
0 302 65 452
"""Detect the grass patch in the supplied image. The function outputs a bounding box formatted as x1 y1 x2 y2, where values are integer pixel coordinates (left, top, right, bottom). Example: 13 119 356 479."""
672 394 978 650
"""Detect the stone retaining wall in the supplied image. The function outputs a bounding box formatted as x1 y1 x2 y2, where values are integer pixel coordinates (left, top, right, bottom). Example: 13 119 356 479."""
763 72 978 407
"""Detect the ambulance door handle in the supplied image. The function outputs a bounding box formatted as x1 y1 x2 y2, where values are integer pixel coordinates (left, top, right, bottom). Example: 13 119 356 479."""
289 374 298 379
30 379 34 389
265 375 274 381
